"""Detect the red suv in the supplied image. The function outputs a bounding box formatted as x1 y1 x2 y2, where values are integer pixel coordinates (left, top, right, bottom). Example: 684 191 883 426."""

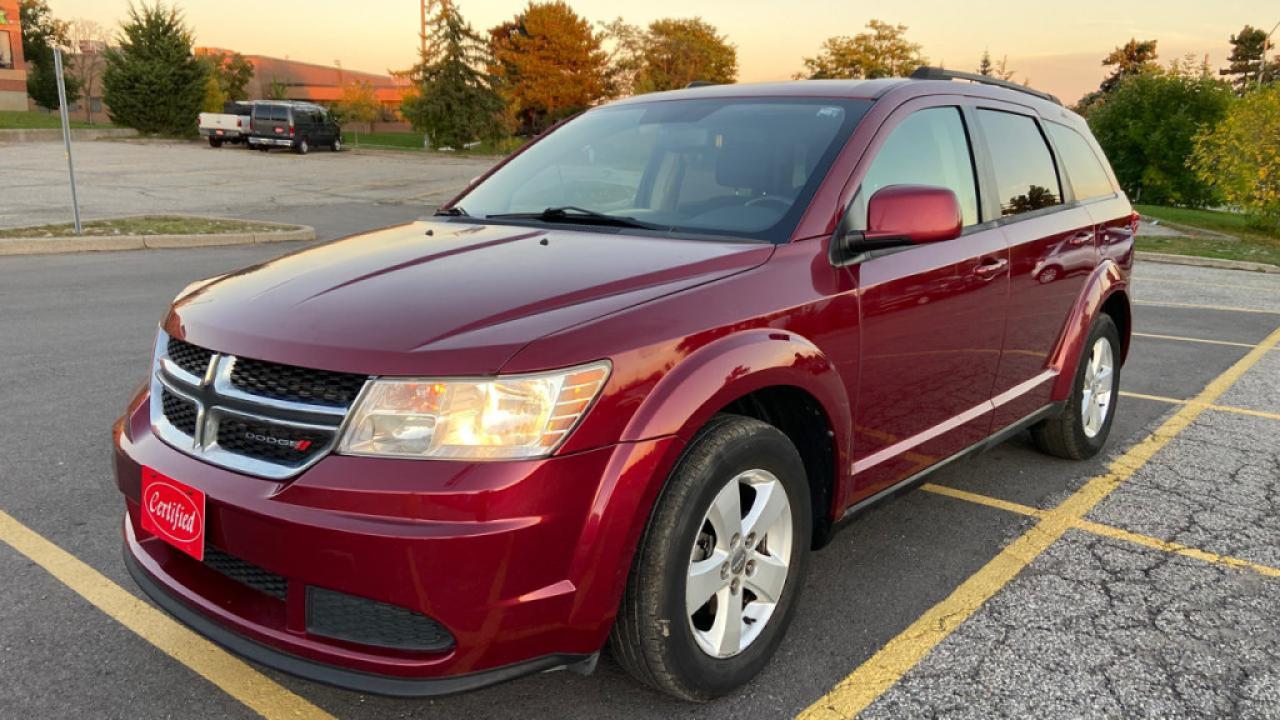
116 69 1135 701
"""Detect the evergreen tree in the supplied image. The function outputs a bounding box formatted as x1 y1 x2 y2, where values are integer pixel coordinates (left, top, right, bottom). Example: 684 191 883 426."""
401 3 504 149
20 0 81 110
977 49 993 76
103 3 206 135
1220 25 1276 93
1099 38 1159 93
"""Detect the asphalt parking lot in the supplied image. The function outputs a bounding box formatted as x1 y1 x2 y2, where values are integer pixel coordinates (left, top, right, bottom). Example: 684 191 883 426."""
0 139 495 239
2 142 1280 719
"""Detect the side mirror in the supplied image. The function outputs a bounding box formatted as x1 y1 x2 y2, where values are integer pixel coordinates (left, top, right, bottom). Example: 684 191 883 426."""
837 186 963 261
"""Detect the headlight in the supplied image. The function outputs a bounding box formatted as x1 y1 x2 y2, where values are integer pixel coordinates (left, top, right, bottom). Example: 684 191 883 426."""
338 361 610 460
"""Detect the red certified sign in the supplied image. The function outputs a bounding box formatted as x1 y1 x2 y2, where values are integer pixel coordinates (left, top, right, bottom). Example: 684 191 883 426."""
140 467 206 561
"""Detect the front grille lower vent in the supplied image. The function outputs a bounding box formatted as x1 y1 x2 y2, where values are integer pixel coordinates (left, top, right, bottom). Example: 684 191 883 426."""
306 586 455 652
230 357 366 407
203 545 288 601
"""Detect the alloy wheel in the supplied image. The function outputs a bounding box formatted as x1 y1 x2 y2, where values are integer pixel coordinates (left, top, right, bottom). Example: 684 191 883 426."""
686 468 793 658
1080 336 1114 438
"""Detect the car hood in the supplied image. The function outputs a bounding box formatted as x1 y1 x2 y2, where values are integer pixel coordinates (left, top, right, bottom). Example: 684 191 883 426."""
165 220 774 376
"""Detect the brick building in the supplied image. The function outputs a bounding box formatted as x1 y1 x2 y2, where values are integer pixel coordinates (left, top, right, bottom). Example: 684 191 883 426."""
198 48 410 115
0 0 28 111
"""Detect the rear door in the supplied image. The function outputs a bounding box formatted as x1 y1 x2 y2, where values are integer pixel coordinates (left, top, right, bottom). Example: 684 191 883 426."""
253 104 290 139
973 106 1098 432
846 101 1011 499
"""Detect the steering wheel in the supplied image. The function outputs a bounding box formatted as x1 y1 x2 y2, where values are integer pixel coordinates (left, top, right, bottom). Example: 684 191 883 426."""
744 196 792 210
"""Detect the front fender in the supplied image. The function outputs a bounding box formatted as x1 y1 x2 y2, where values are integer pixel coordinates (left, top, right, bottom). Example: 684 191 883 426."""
1049 258 1129 401
620 327 852 452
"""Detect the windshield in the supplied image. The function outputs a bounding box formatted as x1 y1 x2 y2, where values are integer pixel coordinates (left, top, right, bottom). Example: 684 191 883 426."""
453 97 872 243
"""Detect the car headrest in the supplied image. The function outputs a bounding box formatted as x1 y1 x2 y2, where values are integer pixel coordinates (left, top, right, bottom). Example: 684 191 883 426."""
716 137 776 192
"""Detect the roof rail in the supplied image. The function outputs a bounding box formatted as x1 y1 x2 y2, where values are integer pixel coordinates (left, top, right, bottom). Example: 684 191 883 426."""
909 66 1062 106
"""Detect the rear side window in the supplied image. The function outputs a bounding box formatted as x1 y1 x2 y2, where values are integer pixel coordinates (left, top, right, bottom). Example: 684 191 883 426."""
852 107 980 229
977 110 1061 217
1046 123 1115 200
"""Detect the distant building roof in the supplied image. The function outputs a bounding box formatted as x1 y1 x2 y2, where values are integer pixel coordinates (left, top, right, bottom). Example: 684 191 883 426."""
196 47 410 106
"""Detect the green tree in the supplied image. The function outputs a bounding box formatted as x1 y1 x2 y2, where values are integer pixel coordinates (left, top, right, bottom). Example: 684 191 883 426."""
489 1 609 133
798 20 926 80
1191 85 1280 228
1099 38 1159 93
1087 62 1233 206
102 3 206 135
401 2 504 149
334 80 380 141
20 0 81 110
634 18 736 92
1219 25 1277 93
199 68 227 112
202 50 254 100
266 78 289 100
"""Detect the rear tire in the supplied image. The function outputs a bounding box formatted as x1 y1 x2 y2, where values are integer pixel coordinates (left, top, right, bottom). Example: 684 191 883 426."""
610 414 811 701
208 137 223 148
295 138 309 155
1031 314 1121 460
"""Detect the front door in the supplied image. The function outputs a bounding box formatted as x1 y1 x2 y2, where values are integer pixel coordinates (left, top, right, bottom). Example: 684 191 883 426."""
843 104 1010 501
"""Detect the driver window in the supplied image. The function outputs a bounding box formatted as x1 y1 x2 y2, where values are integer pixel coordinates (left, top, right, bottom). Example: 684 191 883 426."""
848 107 980 231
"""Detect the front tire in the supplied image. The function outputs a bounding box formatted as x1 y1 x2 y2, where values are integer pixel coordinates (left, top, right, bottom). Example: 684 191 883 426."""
610 414 811 701
1031 313 1121 459
332 136 342 152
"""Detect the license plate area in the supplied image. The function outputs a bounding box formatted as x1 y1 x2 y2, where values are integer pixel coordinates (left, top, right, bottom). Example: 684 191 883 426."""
140 467 206 561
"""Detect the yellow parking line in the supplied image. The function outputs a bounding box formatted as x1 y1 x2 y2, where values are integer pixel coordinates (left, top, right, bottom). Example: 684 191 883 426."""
1132 332 1257 349
1074 519 1280 579
921 486 1280 579
0 510 335 720
1119 391 1280 422
919 483 1046 518
798 322 1280 720
1134 300 1280 315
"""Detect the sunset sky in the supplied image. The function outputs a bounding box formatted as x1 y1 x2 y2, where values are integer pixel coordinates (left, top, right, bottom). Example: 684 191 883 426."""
49 0 1279 104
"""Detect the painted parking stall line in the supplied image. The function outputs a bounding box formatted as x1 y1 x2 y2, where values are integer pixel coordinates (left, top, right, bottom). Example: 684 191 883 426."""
0 510 335 720
797 323 1280 720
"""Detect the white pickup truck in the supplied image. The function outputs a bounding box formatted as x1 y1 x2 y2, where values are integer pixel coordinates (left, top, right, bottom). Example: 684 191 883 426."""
198 102 253 148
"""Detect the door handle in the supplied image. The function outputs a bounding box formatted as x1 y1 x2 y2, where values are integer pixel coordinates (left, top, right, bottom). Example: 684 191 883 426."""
974 258 1008 277
1067 231 1094 247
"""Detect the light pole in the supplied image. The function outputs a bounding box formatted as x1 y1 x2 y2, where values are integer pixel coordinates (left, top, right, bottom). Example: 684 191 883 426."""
1261 20 1279 92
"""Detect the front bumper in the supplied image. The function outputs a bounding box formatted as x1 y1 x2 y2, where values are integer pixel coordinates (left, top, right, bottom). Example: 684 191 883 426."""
247 136 295 147
115 387 679 694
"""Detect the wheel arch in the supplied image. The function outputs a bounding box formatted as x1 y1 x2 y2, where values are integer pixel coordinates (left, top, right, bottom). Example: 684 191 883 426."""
619 328 852 547
1049 259 1131 401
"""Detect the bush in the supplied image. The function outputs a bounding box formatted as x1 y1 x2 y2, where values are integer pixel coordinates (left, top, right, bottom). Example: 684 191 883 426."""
102 3 206 136
1087 68 1233 206
1191 85 1280 229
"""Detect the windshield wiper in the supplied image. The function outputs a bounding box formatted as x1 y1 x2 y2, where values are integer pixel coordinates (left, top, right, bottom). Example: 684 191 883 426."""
487 206 664 230
433 205 469 217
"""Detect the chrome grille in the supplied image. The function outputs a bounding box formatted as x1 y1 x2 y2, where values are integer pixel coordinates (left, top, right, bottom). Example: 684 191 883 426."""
150 332 368 480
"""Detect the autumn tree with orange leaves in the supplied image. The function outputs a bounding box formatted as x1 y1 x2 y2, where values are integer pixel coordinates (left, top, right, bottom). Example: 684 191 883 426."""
489 1 609 134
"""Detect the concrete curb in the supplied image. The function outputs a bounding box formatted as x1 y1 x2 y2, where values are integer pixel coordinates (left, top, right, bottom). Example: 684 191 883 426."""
0 128 139 143
1137 251 1280 274
0 223 314 257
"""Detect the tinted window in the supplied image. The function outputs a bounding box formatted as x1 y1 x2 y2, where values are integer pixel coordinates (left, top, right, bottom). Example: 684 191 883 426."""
852 107 980 229
456 99 872 243
1046 123 1114 200
978 110 1061 217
